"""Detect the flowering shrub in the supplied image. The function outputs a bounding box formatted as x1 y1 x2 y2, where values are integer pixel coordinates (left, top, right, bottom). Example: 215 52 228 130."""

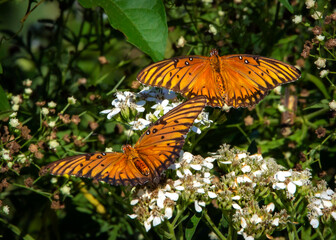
0 0 335 239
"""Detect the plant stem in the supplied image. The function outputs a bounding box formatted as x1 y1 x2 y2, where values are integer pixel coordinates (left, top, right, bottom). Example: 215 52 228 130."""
203 210 227 240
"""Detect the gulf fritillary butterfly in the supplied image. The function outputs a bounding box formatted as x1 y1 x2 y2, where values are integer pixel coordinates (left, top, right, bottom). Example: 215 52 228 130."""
46 96 206 186
137 49 301 108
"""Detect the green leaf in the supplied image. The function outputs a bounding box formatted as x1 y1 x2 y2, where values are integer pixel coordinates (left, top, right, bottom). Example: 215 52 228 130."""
0 63 3 74
0 84 11 120
78 0 167 61
279 0 293 13
185 213 202 240
306 73 330 99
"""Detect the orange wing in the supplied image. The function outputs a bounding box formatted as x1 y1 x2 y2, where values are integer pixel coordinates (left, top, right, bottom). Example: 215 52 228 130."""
219 54 301 108
137 49 301 108
46 96 206 186
134 96 207 181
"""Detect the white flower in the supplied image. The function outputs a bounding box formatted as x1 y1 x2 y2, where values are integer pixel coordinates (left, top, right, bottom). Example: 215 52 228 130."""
3 205 9 215
49 140 59 149
176 36 186 48
1 149 10 161
240 217 247 228
60 185 71 195
331 212 336 220
11 95 21 105
251 214 262 224
130 199 139 205
182 152 193 163
157 190 166 209
272 218 280 226
274 171 292 181
153 216 162 226
23 79 32 87
67 96 77 105
41 107 49 115
273 86 282 95
232 195 241 200
329 100 336 111
151 99 172 117
209 24 217 35
190 164 202 170
305 0 315 9
241 164 251 173
310 218 319 228
320 70 329 78
105 147 113 152
316 35 325 41
48 121 56 128
50 178 57 184
277 104 286 112
10 112 17 118
312 11 322 20
9 118 20 128
218 10 225 16
12 104 19 111
48 101 57 108
24 88 32 95
292 15 302 24
129 118 151 131
144 218 152 232
314 57 326 69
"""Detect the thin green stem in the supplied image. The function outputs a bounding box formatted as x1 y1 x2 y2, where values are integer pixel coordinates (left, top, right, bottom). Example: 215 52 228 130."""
203 210 227 240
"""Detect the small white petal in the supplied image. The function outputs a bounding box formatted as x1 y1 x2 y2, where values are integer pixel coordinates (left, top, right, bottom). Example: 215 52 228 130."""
220 160 232 164
273 182 286 190
321 191 332 200
176 170 184 178
251 214 262 224
194 201 202 212
153 216 162 226
198 201 206 207
232 203 241 210
287 182 297 194
205 157 215 162
331 212 336 220
193 181 203 188
175 186 185 191
128 214 138 219
197 188 205 194
144 221 151 232
293 180 303 186
183 152 193 163
191 126 201 134
253 170 262 177
245 236 254 240
165 207 173 219
203 162 214 169
165 192 179 201
208 192 217 199
157 190 166 209
204 172 211 178
203 178 211 184
272 218 280 226
130 199 139 205
241 217 247 228
174 179 182 186
310 219 319 228
241 165 251 173
184 169 192 176
190 164 202 170
326 189 334 195
322 200 332 208
266 203 275 212
232 195 241 200
274 171 292 181
236 153 247 159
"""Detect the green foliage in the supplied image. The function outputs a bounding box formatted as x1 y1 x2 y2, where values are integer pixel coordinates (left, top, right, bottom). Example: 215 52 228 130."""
0 0 335 240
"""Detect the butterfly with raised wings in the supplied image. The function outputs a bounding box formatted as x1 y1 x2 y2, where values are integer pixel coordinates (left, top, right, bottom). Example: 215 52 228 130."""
137 49 301 108
46 96 206 186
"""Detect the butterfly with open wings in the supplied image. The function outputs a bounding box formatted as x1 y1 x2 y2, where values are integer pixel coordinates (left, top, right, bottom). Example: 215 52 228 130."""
137 49 301 108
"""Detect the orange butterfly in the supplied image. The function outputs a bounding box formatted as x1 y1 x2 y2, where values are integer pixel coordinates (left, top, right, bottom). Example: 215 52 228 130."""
137 49 301 108
46 96 206 186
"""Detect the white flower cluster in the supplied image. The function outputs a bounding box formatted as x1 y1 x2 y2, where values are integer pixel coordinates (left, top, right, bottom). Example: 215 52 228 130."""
129 151 217 231
307 185 336 229
100 91 145 120
102 89 213 134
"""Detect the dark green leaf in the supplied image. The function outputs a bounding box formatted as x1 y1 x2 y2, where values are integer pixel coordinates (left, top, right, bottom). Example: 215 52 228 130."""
185 213 202 240
306 73 330 99
0 84 11 120
78 0 167 61
279 0 293 13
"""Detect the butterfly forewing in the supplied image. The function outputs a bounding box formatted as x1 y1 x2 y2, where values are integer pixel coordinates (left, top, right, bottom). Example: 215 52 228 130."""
134 96 207 175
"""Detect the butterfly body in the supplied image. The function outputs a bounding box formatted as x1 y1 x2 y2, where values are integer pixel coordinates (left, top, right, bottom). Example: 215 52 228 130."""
137 49 301 108
46 96 207 186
